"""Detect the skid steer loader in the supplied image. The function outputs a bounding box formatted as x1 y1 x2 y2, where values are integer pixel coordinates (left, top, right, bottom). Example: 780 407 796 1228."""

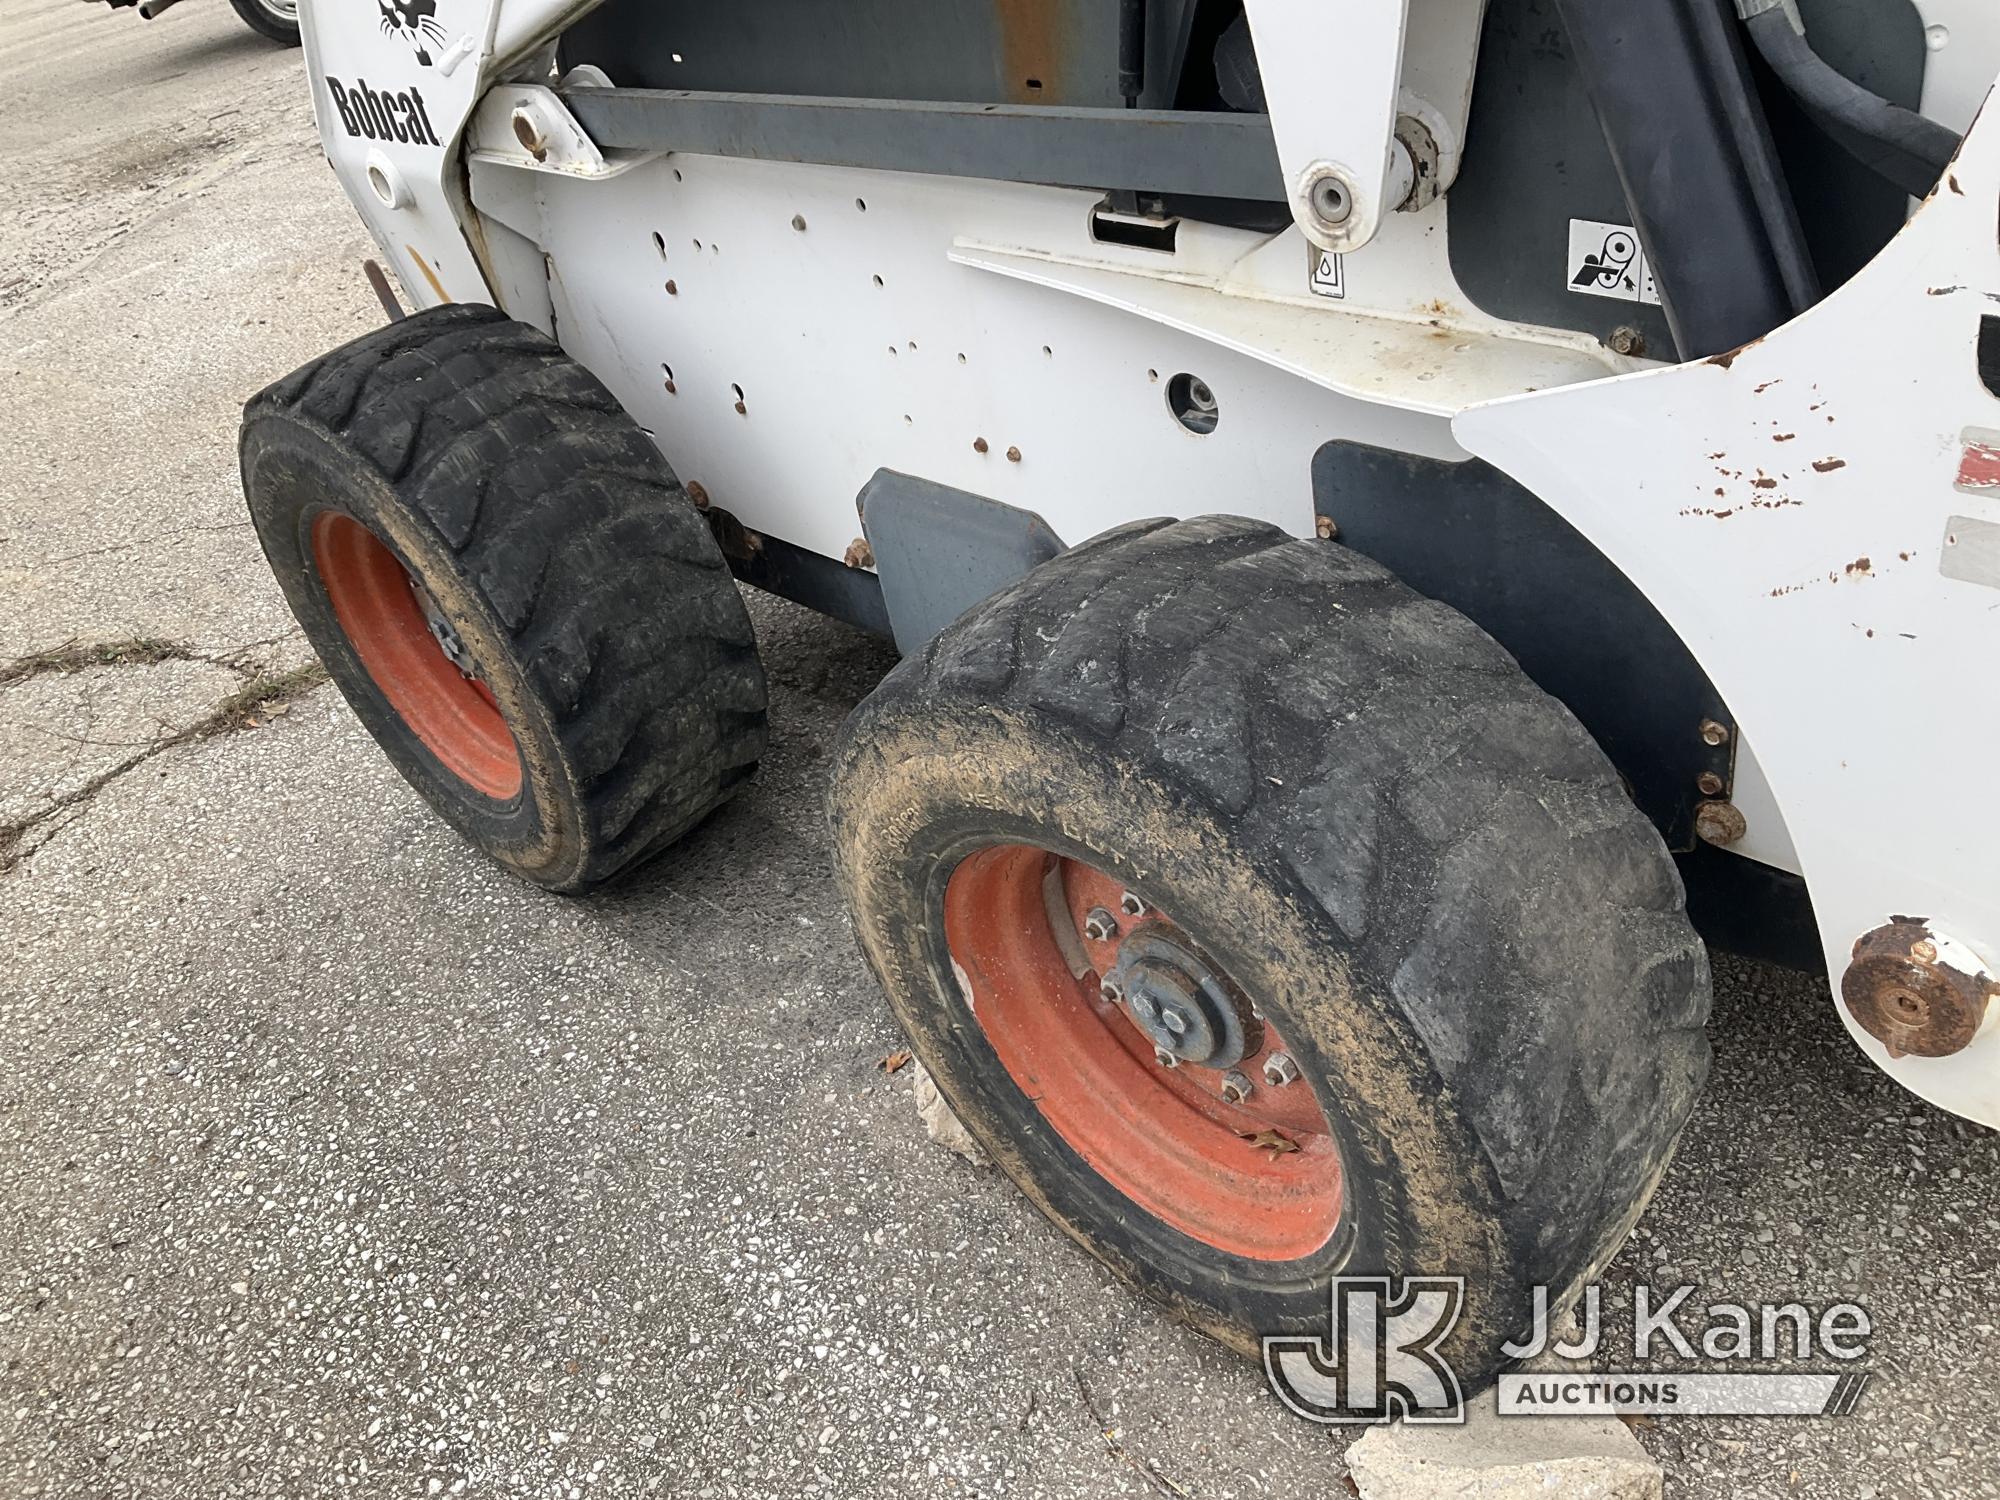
238 0 2000 1397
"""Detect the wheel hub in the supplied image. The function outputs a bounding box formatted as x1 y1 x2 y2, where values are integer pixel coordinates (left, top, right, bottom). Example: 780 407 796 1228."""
1109 932 1252 1067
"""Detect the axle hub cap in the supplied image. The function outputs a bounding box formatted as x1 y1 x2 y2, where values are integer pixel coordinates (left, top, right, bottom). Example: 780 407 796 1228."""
1110 933 1252 1067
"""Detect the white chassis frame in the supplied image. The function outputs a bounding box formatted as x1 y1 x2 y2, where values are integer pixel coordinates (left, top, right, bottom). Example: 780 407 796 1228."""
300 0 2000 1124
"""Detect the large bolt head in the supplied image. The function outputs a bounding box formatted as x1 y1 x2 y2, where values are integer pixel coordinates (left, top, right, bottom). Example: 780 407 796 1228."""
1219 1069 1253 1104
1082 907 1119 943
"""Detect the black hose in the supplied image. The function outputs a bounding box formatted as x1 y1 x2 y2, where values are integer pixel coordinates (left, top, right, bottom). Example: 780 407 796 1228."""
1744 7 1960 197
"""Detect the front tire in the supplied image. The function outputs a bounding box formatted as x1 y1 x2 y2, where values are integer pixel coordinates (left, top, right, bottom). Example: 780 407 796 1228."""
227 0 300 45
828 515 1709 1388
241 303 765 892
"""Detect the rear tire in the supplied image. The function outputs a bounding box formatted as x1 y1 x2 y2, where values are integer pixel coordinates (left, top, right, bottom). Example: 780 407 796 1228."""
241 303 765 892
227 0 300 45
828 515 1709 1389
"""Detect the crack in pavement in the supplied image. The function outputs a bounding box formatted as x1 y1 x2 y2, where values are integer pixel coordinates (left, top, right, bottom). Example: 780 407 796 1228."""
0 632 296 687
0 638 327 871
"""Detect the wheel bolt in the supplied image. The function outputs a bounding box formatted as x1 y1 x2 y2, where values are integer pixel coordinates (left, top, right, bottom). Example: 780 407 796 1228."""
1263 1052 1300 1087
1160 1007 1188 1036
1219 1069 1253 1104
1119 891 1148 918
1083 907 1119 942
1154 1046 1180 1069
1099 976 1123 1004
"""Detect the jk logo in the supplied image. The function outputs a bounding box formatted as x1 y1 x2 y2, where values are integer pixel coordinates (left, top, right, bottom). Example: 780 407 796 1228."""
1263 1277 1466 1425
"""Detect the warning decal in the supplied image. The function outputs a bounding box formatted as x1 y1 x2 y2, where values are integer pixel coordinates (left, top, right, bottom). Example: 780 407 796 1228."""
1309 247 1346 300
1566 220 1660 306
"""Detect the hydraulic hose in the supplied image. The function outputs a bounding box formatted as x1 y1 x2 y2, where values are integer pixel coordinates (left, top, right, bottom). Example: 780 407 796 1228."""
1743 6 1961 197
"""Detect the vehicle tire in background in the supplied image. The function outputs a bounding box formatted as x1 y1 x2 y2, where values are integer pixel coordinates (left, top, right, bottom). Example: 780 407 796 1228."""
828 515 1710 1390
228 0 301 45
240 302 766 892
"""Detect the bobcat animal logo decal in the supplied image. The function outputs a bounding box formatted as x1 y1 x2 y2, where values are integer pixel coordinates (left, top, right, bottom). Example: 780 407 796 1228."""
377 0 448 66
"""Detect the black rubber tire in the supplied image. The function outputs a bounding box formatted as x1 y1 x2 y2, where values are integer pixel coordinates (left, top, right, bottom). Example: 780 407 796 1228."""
828 515 1709 1385
241 302 765 892
227 0 300 45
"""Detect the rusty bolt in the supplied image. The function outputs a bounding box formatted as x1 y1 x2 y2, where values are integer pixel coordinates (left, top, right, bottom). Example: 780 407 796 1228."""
1219 1069 1254 1105
1315 515 1338 541
734 399 748 416
1696 770 1726 797
1118 891 1147 918
684 481 710 509
973 437 990 454
665 279 678 296
1693 800 1747 847
1262 1052 1300 1087
1608 326 1645 357
663 379 677 395
1006 446 1022 463
843 537 875 571
1699 718 1731 747
791 213 808 231
1082 907 1119 943
1842 918 1999 1058
1153 1046 1180 1069
1100 976 1124 1003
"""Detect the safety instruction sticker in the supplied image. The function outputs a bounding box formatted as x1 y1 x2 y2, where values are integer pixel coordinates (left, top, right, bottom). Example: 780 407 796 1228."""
1567 220 1660 305
1309 247 1346 300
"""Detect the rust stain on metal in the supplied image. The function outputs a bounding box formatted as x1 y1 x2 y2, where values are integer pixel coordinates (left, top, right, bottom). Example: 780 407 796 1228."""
1754 379 1782 394
843 537 876 570
1706 337 1763 370
1842 917 1998 1059
1928 285 1965 296
1006 446 1023 463
1811 457 1847 473
993 0 1070 103
1751 475 1778 489
1948 173 1965 195
684 481 710 509
973 437 990 454
1845 556 1872 576
1772 432 1795 442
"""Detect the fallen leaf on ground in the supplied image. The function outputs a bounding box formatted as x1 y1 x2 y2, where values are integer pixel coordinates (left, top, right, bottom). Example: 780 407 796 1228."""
879 1050 912 1074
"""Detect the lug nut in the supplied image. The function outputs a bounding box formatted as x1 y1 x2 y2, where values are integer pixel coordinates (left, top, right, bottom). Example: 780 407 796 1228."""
1219 1069 1253 1104
1099 976 1123 1004
1154 1047 1180 1069
1119 891 1148 918
1083 907 1119 942
1262 1052 1300 1087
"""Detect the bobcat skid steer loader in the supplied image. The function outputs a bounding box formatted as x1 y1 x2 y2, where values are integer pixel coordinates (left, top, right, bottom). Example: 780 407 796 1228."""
238 0 2000 1395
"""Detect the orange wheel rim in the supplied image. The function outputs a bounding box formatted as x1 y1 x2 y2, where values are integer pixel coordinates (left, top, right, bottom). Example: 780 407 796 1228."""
311 511 523 801
944 845 1343 1261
